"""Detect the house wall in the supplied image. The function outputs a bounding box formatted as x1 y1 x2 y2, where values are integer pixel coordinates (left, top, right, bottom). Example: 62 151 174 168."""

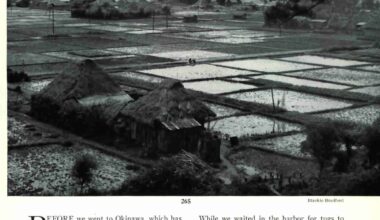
118 116 204 155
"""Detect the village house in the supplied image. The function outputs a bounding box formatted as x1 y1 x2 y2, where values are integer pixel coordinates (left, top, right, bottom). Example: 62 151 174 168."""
115 79 220 161
31 59 134 134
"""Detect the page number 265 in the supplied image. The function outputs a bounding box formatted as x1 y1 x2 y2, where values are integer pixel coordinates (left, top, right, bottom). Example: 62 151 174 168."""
181 198 191 204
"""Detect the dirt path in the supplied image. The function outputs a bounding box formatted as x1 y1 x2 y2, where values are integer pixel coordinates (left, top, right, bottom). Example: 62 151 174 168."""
216 140 240 184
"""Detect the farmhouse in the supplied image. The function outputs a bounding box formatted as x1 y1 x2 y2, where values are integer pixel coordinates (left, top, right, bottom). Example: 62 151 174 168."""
115 79 219 158
31 59 133 132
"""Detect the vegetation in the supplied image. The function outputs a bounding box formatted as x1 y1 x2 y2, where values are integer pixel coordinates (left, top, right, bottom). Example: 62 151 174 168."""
7 68 30 83
114 152 222 195
71 154 98 193
301 122 341 174
264 0 327 27
362 117 380 166
71 0 171 19
226 177 274 195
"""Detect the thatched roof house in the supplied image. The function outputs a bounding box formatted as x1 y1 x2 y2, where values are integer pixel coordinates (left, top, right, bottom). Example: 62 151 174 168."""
37 59 124 103
116 79 217 156
121 79 215 126
31 59 133 134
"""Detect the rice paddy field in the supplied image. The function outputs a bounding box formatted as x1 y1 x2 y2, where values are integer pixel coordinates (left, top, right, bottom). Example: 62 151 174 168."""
225 89 352 113
210 114 302 138
286 68 380 86
140 64 259 81
202 102 242 118
8 144 139 195
316 105 380 126
229 148 318 179
252 74 351 89
214 58 320 73
184 80 257 94
279 55 369 67
148 50 235 61
349 86 380 97
357 65 380 72
171 30 280 44
245 133 310 158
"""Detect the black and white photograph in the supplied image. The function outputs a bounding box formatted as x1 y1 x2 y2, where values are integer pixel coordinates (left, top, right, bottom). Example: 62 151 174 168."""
5 0 380 196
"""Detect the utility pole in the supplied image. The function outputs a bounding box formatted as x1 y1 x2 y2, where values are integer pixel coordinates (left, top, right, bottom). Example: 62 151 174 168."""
271 87 276 112
51 4 55 35
152 10 155 31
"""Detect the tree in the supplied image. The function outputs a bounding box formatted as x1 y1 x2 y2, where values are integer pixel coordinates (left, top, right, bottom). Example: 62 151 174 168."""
264 0 328 27
302 122 341 175
71 154 98 193
362 117 380 166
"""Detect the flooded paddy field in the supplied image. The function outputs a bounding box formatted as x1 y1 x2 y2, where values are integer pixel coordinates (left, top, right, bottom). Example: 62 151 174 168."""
148 50 235 61
8 144 140 195
229 148 318 179
202 102 242 118
242 133 310 158
252 74 351 90
357 65 380 72
349 86 380 97
214 58 319 73
225 89 352 113
140 64 259 81
316 105 380 126
210 114 302 138
170 29 281 44
279 55 370 67
286 68 380 87
184 80 257 94
44 51 135 61
84 25 142 32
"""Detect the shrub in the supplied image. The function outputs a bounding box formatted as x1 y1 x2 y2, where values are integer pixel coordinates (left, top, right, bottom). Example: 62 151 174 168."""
7 68 30 83
303 168 380 195
226 177 274 195
362 117 380 166
114 152 222 195
302 122 341 174
71 154 98 192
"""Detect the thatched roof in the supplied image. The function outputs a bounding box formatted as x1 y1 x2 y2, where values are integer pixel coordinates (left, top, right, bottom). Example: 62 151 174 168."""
120 79 216 126
78 94 134 124
37 59 125 103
